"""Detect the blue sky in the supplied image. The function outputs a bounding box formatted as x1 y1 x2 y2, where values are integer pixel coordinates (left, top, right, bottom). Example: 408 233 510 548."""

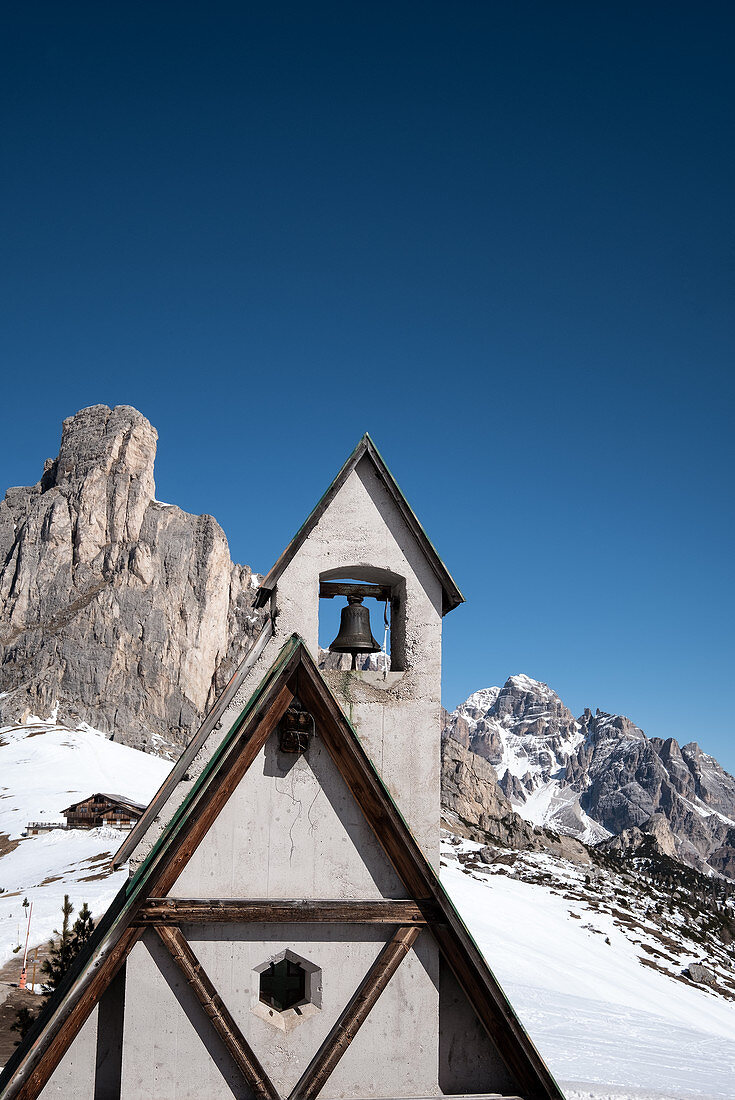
2 4 734 770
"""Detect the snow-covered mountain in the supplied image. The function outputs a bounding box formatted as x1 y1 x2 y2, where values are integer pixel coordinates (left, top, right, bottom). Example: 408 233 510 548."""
443 675 735 877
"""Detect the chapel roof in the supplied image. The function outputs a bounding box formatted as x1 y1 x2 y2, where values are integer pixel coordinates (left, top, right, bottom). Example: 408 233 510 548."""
254 433 464 616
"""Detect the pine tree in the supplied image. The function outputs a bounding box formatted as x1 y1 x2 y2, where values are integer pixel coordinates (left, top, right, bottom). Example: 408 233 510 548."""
71 903 95 956
14 895 98 1043
10 1006 36 1045
40 895 76 1001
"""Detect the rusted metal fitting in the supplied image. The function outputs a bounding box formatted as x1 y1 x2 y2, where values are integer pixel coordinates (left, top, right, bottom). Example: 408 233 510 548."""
278 705 315 754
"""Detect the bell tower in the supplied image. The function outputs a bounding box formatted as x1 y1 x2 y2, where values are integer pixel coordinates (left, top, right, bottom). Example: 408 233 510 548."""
253 433 463 864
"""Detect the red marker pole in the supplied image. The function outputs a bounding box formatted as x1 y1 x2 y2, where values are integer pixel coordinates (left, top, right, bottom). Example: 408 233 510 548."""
19 901 33 990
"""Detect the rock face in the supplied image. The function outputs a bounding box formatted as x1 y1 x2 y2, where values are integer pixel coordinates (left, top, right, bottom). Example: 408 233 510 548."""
687 962 717 988
0 405 263 750
599 812 678 861
444 676 735 878
440 716 590 864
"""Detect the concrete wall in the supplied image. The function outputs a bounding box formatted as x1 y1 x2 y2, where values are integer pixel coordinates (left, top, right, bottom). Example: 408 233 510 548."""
118 926 439 1100
120 936 254 1100
268 457 444 866
438 960 520 1094
170 730 406 900
41 947 523 1099
132 453 445 874
128 724 520 1099
156 725 442 1095
40 716 524 1098
39 1007 98 1099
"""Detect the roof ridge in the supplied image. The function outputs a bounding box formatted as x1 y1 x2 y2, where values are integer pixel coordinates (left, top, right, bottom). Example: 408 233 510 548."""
254 435 464 615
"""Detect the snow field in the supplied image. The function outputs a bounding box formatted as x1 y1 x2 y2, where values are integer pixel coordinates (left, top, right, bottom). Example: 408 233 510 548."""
0 719 171 970
441 839 735 1100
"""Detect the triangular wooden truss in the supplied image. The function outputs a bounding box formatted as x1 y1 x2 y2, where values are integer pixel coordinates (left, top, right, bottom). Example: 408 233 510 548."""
0 637 564 1100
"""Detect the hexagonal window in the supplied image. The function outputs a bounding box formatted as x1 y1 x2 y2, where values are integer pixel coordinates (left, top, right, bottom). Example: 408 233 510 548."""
260 958 305 1012
252 949 322 1031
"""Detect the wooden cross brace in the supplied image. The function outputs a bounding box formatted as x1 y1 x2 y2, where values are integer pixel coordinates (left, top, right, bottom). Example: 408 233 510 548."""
154 922 421 1100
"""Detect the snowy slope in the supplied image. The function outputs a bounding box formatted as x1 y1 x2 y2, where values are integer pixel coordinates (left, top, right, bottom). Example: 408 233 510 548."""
0 717 171 968
442 835 735 1100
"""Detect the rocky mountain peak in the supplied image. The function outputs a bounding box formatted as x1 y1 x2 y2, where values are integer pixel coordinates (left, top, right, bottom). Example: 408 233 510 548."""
459 686 501 721
52 404 157 491
443 675 735 878
0 405 263 750
493 673 574 726
578 709 646 746
506 672 557 698
678 741 735 818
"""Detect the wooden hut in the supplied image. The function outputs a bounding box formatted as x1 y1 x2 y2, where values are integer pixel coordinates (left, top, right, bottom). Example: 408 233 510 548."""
62 794 146 830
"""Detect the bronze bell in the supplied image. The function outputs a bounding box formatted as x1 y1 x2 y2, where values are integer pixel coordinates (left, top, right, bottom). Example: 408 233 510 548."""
329 596 381 669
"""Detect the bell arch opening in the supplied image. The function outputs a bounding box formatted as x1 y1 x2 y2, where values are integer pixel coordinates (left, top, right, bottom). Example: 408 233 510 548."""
318 566 406 672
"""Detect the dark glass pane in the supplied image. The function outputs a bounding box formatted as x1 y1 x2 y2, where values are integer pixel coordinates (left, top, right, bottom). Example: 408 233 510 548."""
259 959 306 1011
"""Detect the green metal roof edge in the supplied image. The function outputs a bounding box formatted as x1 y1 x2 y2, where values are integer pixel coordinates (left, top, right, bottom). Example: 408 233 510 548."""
361 433 465 610
255 433 464 614
123 632 303 902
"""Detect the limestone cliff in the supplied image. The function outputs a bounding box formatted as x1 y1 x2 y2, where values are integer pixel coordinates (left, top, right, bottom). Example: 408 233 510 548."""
0 405 263 750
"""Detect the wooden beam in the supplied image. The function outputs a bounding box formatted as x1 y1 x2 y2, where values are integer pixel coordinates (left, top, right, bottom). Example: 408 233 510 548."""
113 617 274 868
13 925 142 1100
155 926 281 1100
136 898 435 925
288 925 420 1100
319 581 391 601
